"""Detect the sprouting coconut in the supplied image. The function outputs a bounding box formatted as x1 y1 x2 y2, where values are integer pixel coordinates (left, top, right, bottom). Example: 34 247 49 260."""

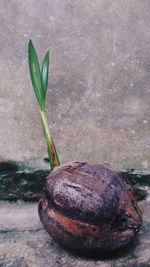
28 40 142 253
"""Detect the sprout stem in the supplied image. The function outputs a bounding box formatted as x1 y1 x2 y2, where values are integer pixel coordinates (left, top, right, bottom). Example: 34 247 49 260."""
40 109 60 170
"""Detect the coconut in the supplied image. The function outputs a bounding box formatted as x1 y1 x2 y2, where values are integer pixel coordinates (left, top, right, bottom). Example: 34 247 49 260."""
38 162 142 253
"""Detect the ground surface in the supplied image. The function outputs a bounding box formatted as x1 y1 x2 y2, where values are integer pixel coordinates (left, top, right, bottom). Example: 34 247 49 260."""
0 199 150 267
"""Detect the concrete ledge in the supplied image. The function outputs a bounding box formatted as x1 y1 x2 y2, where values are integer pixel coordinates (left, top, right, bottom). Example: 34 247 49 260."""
0 200 150 267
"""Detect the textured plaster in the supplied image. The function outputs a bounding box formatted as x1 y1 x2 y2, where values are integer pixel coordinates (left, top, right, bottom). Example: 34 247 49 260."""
0 0 150 171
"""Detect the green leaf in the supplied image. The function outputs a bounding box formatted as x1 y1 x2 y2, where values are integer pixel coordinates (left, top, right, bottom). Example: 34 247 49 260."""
41 50 50 99
28 40 45 110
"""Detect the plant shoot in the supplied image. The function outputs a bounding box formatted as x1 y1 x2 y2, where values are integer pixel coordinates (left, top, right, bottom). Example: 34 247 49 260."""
28 40 60 170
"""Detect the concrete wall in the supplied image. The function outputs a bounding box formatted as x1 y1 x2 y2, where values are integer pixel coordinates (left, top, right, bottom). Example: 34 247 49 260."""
0 0 150 171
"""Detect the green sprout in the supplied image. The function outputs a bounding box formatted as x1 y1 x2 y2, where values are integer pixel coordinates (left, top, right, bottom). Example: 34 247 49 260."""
28 40 60 170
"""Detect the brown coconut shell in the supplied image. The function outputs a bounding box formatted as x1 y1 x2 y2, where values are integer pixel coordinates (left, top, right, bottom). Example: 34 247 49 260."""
38 162 142 253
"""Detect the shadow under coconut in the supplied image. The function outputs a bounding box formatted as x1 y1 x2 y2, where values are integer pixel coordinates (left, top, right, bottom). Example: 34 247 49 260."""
48 234 139 261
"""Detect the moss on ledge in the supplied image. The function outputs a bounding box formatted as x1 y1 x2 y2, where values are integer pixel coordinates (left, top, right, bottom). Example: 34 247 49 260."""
0 161 149 201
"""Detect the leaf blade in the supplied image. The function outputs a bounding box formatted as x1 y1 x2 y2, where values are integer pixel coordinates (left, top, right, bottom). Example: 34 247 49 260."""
41 50 50 99
28 40 45 110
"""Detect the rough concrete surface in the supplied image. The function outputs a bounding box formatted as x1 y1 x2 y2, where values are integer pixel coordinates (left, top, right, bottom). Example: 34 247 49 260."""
0 0 150 171
0 200 150 267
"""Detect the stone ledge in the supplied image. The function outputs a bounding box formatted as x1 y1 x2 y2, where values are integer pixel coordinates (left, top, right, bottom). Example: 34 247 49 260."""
0 161 149 201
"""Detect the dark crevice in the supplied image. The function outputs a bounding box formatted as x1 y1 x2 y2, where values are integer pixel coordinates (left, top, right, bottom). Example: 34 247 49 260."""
0 228 44 234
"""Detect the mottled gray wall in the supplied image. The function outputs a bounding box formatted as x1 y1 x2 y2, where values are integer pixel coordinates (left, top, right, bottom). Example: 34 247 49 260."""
0 0 150 171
